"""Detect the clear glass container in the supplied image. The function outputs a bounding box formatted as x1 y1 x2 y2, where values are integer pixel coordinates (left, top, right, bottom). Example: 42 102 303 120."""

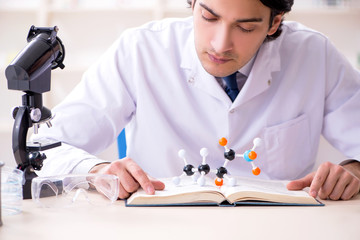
1 166 24 216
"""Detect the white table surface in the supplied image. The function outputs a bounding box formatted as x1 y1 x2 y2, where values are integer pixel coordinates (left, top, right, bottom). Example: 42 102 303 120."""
1 193 359 240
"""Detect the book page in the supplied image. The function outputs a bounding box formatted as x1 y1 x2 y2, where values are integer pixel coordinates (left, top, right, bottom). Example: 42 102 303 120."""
221 176 319 204
127 177 225 205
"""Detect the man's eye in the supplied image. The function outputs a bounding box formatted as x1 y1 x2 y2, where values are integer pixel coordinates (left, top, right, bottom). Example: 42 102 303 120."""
237 26 254 33
201 10 217 22
202 15 217 22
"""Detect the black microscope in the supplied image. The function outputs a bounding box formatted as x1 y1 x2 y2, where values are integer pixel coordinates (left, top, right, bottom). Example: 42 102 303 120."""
5 26 65 199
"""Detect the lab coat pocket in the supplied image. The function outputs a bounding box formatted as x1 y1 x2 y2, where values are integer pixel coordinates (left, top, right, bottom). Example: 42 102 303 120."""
263 114 312 180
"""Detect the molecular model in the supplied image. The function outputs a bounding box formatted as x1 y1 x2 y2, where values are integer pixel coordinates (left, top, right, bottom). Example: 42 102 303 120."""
216 137 262 187
172 147 211 187
172 137 263 187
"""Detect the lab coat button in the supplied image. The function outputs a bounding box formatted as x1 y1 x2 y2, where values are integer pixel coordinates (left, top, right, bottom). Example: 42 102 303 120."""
230 109 235 114
188 77 195 84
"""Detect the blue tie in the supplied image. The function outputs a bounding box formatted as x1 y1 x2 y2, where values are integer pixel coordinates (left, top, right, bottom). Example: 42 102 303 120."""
223 72 239 102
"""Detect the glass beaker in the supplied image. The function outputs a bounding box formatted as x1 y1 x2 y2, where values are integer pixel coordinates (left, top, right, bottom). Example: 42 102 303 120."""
1 165 24 216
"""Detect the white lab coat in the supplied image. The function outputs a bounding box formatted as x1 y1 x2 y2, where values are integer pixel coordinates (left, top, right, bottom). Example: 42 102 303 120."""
34 17 360 180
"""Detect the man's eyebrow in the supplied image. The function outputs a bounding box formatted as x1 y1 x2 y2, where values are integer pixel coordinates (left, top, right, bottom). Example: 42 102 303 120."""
199 2 220 18
199 2 263 23
236 18 263 23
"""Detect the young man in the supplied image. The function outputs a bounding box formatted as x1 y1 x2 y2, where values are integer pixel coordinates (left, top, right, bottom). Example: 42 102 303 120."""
35 0 360 200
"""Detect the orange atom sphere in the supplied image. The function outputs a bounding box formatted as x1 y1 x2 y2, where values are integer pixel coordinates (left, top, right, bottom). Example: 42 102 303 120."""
252 167 261 176
248 151 257 160
219 137 227 147
215 178 224 186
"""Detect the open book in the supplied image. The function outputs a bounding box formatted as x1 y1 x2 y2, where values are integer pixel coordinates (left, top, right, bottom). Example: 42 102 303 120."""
126 176 323 206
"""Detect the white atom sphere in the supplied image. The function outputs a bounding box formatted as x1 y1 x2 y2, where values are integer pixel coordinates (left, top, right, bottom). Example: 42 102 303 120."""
178 149 186 158
200 148 209 157
229 178 237 187
172 176 181 185
197 177 206 186
253 138 263 147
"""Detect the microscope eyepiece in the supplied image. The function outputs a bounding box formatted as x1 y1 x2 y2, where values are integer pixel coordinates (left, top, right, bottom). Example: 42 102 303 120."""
5 25 65 94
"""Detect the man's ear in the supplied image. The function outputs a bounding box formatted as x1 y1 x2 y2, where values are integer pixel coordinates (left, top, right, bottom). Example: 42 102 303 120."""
267 14 283 36
191 0 196 10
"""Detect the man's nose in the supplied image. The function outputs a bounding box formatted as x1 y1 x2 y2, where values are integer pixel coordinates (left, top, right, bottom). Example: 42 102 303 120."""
210 25 233 53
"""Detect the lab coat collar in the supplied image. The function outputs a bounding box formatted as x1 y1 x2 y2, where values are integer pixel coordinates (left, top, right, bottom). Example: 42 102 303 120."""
180 29 281 108
238 54 256 78
233 40 281 107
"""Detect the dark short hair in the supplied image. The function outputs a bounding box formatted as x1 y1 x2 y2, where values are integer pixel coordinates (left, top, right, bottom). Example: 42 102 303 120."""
186 0 294 41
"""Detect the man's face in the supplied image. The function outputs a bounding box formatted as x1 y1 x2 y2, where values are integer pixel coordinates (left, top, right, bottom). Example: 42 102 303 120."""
192 0 281 77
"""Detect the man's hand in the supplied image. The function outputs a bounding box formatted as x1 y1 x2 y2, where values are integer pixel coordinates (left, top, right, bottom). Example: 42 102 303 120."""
287 161 360 200
89 158 165 199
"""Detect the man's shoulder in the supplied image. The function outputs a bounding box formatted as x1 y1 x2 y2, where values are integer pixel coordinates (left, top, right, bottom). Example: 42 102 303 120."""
139 16 193 32
266 21 329 55
126 17 193 38
119 17 193 46
281 21 328 41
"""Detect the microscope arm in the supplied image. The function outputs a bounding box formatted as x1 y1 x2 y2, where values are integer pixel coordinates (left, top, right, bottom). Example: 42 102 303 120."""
12 105 38 199
12 106 30 168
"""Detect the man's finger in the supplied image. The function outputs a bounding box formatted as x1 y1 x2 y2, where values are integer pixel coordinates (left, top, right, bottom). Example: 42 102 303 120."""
125 160 155 195
309 162 331 198
340 178 360 200
150 178 165 190
328 170 355 200
319 165 346 200
118 182 131 199
287 172 314 191
119 170 140 193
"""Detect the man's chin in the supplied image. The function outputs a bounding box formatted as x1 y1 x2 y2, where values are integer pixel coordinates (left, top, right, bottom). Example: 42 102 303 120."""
202 65 236 78
197 53 238 77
